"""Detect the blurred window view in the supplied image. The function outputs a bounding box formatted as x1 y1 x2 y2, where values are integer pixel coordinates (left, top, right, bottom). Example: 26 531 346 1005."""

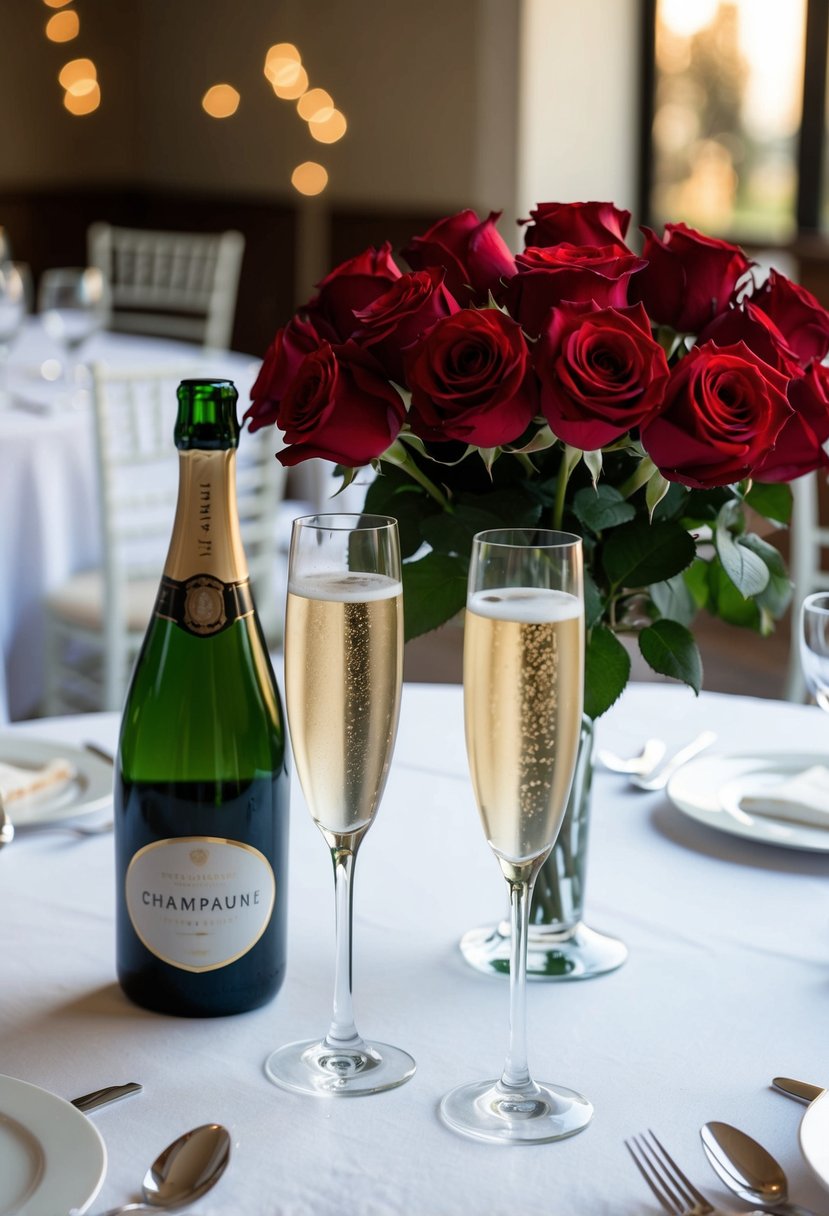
649 0 807 241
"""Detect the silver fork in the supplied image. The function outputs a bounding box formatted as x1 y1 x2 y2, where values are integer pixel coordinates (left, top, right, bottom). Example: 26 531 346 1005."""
625 1130 727 1215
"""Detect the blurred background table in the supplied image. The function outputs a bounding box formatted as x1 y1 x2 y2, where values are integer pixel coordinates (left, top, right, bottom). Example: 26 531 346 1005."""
0 323 265 724
1 682 828 1215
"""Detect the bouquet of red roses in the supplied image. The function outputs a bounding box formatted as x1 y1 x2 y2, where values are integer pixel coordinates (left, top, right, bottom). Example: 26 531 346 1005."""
247 201 829 716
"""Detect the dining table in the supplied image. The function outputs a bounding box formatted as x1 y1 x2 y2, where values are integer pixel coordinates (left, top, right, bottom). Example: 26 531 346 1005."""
2 680 829 1215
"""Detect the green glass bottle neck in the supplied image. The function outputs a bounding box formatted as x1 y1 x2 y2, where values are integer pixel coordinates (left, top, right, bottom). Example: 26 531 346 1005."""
175 379 239 451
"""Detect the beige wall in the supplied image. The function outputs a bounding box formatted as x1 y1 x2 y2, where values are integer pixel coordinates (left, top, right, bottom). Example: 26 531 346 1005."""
0 0 639 219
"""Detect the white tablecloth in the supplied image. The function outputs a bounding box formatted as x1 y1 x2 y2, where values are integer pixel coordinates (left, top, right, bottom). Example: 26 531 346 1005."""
0 325 262 724
2 682 829 1215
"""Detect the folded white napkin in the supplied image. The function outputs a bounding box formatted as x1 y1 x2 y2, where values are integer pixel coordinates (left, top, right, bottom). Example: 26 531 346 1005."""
740 765 829 828
0 758 76 804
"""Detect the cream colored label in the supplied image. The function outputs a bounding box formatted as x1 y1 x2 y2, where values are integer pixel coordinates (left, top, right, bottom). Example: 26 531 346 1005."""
126 837 275 973
164 450 248 583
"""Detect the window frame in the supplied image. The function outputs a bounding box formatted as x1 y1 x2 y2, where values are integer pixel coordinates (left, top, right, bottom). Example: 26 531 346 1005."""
638 0 829 237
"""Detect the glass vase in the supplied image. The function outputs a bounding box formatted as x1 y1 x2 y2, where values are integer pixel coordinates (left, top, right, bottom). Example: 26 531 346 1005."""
459 715 627 980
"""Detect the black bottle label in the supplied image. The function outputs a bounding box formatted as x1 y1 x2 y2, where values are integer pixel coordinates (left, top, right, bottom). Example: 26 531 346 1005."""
154 574 254 637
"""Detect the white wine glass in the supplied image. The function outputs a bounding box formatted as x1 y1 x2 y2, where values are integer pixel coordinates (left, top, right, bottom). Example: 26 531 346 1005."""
39 267 108 380
800 592 829 709
440 528 593 1144
265 513 415 1096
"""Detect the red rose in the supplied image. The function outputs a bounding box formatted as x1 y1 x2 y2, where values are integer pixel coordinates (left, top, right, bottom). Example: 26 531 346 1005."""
275 340 406 468
305 243 401 342
402 209 516 305
405 308 537 447
352 268 460 384
750 269 829 368
754 361 829 482
697 302 801 375
520 201 631 248
632 223 751 334
245 315 321 432
504 244 645 337
535 302 670 450
640 342 793 488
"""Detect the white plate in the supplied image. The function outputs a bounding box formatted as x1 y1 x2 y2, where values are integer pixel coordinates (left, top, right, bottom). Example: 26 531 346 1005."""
0 738 112 827
0 1075 106 1215
666 751 829 852
800 1088 829 1193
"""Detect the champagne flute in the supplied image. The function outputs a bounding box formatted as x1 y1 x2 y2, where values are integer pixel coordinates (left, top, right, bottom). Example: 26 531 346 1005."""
39 267 107 381
265 513 415 1096
440 528 592 1143
800 592 829 709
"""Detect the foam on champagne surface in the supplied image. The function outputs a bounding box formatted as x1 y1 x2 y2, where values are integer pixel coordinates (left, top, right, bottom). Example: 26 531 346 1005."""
468 586 582 624
289 571 403 602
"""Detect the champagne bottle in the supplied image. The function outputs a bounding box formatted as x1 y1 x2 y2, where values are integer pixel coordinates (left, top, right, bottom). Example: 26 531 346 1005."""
114 379 289 1017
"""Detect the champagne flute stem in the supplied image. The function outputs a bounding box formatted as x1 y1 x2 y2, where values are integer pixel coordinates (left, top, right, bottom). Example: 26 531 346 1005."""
325 843 362 1049
500 875 534 1090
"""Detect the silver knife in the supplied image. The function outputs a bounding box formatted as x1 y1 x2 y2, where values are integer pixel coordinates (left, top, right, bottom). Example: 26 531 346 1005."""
70 1082 142 1113
772 1076 824 1104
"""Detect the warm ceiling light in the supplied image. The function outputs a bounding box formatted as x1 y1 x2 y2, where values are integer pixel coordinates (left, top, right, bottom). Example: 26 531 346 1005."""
43 0 73 7
309 109 347 144
46 10 79 41
202 84 240 119
67 76 97 97
291 162 328 196
271 64 308 100
63 80 101 115
297 88 334 123
58 58 96 89
264 42 300 80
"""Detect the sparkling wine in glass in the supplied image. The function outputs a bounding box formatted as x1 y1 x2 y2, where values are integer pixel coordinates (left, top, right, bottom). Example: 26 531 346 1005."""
440 528 592 1144
800 592 829 709
39 267 107 380
265 513 415 1096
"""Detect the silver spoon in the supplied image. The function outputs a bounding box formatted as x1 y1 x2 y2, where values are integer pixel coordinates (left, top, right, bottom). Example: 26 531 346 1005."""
701 1120 820 1216
94 1123 231 1216
597 737 667 775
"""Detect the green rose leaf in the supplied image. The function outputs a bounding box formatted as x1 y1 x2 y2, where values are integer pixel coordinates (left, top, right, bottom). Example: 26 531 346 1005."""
706 560 761 628
745 481 792 527
740 533 792 620
402 552 468 641
649 573 697 626
583 569 604 628
421 505 504 557
683 558 711 610
364 464 438 558
638 619 702 693
715 517 770 598
584 625 631 719
573 484 636 535
601 519 696 590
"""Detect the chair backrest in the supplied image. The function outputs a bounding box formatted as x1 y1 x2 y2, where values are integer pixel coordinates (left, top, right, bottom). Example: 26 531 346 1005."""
90 365 286 683
785 471 829 701
87 223 245 349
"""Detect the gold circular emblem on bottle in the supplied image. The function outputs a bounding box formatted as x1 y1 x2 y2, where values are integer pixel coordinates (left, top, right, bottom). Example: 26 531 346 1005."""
189 847 209 866
183 576 227 634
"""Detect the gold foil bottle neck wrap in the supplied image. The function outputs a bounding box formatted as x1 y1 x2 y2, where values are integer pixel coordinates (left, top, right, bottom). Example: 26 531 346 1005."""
163 449 248 585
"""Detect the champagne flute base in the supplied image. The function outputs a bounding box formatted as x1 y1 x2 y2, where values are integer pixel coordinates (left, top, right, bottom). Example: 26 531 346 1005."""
264 1037 416 1097
459 919 627 981
439 1078 593 1144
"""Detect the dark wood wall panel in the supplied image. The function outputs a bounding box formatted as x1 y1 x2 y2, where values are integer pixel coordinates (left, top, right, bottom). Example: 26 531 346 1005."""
0 186 297 357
